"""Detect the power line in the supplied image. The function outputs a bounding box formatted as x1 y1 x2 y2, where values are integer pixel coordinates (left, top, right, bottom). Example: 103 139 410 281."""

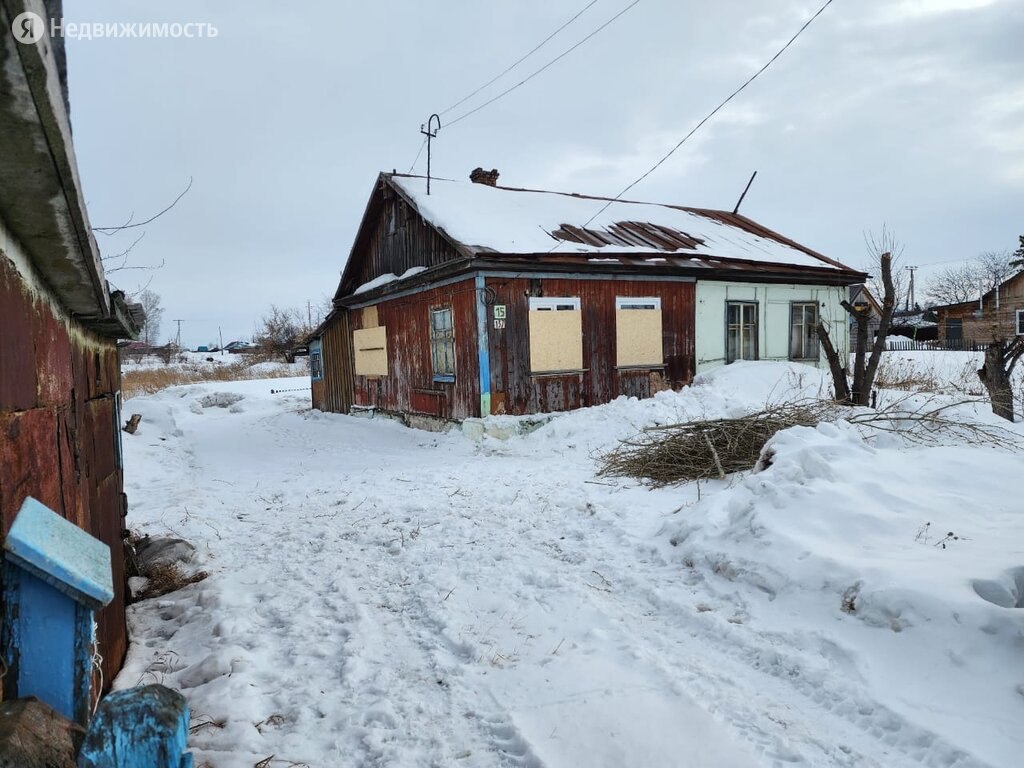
446 0 642 129
576 0 836 230
408 137 427 173
439 0 600 117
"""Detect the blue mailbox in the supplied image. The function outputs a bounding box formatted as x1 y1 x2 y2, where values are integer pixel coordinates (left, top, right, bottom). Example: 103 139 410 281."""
2 496 114 726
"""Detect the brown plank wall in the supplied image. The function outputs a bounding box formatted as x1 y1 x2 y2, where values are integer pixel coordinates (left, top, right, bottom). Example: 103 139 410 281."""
349 279 481 421
0 256 127 696
344 185 465 294
484 277 696 415
313 312 354 414
936 273 1024 343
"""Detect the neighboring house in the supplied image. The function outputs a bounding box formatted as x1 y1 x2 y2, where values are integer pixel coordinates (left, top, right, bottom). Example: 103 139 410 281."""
934 270 1024 346
848 284 883 340
309 171 865 421
1 1 141 702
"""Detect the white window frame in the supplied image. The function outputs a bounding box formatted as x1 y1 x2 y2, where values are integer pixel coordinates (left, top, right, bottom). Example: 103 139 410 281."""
529 296 580 312
429 306 456 380
789 301 819 361
1016 309 1024 336
615 296 661 311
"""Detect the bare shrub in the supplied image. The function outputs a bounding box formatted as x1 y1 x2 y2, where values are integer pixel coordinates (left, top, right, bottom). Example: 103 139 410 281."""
598 401 835 486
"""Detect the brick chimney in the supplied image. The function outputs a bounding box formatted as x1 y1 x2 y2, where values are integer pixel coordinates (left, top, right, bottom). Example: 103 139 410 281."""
469 167 500 187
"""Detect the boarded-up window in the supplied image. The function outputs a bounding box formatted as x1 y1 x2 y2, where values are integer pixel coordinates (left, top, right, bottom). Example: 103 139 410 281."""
615 297 663 367
529 297 582 373
353 326 388 376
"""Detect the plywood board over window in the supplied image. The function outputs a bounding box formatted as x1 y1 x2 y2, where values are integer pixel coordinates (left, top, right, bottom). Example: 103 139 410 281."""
353 326 388 376
529 297 582 373
615 297 663 367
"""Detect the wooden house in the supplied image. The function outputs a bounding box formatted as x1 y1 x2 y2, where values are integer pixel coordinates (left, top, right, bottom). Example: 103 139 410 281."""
1 4 141 702
934 270 1024 347
310 171 865 422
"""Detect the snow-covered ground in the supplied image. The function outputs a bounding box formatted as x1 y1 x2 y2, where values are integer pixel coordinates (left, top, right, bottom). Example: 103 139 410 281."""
116 362 1024 767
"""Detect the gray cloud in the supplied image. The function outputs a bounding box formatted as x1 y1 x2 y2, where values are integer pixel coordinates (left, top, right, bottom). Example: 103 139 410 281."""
65 0 1023 345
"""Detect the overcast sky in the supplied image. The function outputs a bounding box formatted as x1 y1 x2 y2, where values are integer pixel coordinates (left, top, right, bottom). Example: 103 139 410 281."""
65 0 1023 347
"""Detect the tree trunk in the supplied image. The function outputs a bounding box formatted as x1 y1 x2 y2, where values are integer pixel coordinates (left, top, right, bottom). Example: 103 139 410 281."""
817 322 851 403
978 340 1023 422
850 312 869 404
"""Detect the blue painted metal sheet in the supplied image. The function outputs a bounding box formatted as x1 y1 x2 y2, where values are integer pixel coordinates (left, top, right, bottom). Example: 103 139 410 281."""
474 273 491 416
4 496 114 609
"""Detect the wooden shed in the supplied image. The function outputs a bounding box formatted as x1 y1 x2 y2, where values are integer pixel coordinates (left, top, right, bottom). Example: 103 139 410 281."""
1 2 141 702
311 171 864 422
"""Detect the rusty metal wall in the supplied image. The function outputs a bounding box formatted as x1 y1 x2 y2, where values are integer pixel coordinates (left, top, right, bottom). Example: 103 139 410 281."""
0 256 127 696
314 311 354 414
350 279 480 421
484 277 695 415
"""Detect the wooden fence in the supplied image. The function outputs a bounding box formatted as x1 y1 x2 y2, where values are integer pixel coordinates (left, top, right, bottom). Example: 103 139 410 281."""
885 338 985 352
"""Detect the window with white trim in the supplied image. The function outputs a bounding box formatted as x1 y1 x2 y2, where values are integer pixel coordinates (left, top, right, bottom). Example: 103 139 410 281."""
430 306 455 379
726 302 758 363
615 296 663 367
789 302 819 360
1017 309 1024 336
528 296 582 373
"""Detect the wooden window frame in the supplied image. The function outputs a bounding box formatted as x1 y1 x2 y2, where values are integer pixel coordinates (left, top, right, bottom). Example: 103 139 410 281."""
725 301 759 364
430 306 456 381
789 301 819 361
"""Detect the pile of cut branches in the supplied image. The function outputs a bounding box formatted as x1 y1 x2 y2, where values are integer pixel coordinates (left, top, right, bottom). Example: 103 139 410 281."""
599 401 835 486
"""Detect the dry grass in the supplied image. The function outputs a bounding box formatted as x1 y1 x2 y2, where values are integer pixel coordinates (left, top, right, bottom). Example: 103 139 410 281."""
873 357 945 392
122 361 297 398
138 562 208 600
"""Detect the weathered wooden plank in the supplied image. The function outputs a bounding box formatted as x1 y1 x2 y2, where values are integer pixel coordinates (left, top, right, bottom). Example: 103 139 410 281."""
78 685 192 768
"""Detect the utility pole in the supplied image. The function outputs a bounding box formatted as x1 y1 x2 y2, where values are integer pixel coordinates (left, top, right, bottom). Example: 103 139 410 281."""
172 319 184 349
420 114 441 195
218 326 224 355
307 301 312 328
905 266 918 312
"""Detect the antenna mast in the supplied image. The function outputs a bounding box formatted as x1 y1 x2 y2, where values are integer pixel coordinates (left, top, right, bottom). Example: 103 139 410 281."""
420 114 441 195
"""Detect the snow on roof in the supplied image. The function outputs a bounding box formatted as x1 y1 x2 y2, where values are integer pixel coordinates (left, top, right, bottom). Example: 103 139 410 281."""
353 266 427 295
391 176 840 271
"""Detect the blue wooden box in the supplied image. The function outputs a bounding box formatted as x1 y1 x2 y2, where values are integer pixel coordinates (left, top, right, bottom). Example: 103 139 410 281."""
2 497 114 725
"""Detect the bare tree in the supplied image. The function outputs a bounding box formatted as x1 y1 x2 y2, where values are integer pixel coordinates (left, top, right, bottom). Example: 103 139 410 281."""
254 306 308 361
863 225 907 311
975 250 1016 295
818 252 896 405
926 262 982 306
133 289 164 347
